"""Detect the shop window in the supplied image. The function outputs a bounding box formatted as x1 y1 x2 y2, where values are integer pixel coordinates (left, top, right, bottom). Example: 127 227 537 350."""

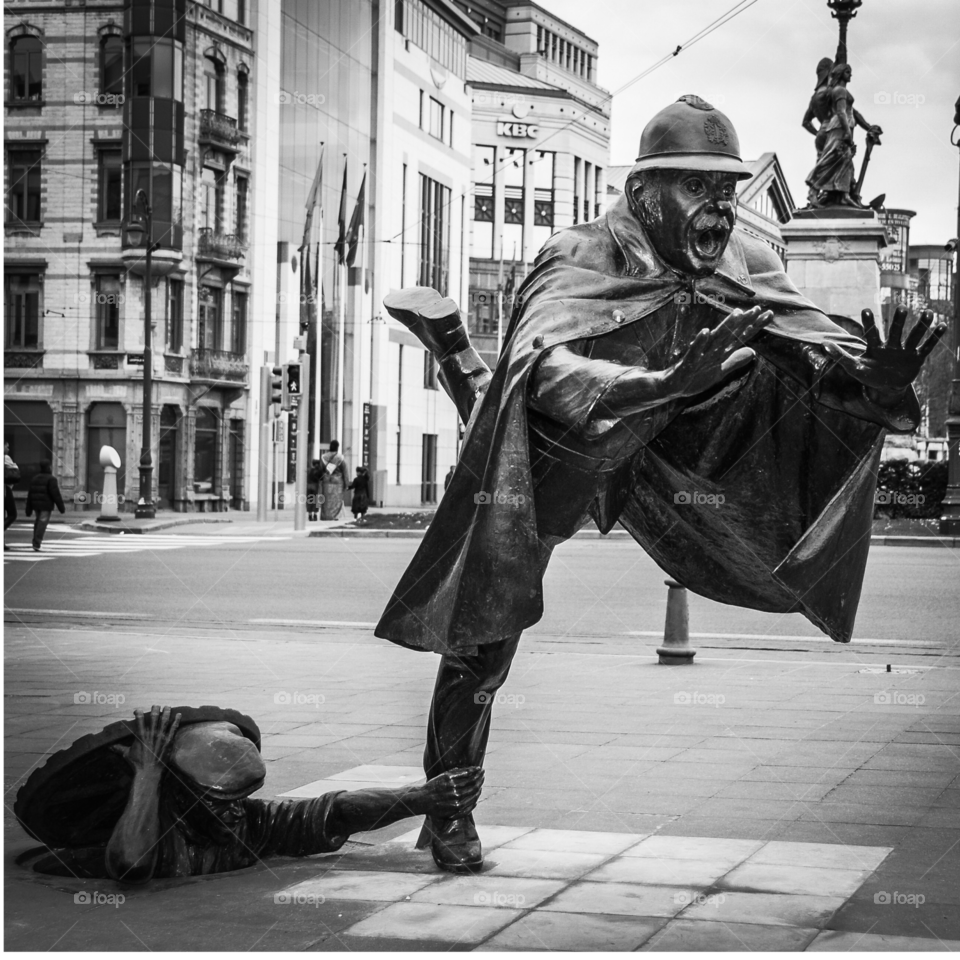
6 148 42 224
94 275 121 349
4 273 41 348
97 149 122 222
193 407 220 492
85 402 126 501
229 419 244 508
10 35 43 101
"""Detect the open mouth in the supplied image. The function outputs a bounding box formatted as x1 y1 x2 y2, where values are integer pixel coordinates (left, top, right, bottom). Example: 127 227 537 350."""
693 226 728 260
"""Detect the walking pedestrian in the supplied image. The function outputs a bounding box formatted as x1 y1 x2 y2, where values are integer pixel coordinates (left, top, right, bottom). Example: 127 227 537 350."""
306 459 323 521
348 466 372 522
444 465 455 491
319 441 348 520
4 442 20 549
24 460 66 551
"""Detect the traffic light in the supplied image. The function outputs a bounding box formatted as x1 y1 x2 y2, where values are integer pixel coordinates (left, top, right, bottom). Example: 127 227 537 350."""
269 366 283 415
282 362 302 411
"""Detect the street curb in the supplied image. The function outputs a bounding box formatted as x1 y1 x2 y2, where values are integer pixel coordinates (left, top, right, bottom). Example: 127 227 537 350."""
78 517 234 535
309 528 959 547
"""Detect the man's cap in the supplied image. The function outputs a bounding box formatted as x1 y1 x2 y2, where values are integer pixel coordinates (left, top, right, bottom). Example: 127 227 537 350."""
168 721 266 800
633 95 753 180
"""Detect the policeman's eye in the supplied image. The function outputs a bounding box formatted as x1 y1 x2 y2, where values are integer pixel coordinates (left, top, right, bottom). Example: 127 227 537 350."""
683 178 705 196
721 183 735 199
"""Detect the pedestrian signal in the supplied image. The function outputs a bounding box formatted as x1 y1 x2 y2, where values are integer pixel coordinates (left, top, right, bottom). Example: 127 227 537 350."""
282 362 302 411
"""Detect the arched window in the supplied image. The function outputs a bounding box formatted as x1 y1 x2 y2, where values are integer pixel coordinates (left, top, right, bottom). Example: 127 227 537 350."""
237 69 248 131
100 34 123 97
10 35 43 101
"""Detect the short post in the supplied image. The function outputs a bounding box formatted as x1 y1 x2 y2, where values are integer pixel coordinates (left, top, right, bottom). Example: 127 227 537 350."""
98 445 122 522
657 579 697 664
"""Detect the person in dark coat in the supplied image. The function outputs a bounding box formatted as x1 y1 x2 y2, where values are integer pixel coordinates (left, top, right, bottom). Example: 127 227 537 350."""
24 460 66 551
306 459 324 522
348 466 371 522
4 442 20 550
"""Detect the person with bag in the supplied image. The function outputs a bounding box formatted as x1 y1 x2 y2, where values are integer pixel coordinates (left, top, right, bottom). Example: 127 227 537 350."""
4 441 20 549
24 460 66 551
348 465 372 522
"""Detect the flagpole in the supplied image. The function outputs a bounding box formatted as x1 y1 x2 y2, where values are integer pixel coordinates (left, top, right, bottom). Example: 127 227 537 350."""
497 242 504 357
337 260 346 445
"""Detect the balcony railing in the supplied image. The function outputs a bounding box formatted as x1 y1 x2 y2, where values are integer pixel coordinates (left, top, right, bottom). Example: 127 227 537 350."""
197 228 245 262
191 347 248 382
199 108 241 147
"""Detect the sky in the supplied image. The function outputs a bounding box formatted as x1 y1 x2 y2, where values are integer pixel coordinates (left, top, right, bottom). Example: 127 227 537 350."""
543 0 960 245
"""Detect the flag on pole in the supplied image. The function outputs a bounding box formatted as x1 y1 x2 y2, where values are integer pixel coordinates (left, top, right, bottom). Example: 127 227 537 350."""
334 160 348 265
345 169 366 268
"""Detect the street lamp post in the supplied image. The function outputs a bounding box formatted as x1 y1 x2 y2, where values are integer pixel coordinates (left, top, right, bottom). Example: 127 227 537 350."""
941 97 960 535
125 189 157 520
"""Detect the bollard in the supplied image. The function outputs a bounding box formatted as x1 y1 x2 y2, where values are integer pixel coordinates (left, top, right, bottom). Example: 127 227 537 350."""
98 445 122 522
656 579 696 664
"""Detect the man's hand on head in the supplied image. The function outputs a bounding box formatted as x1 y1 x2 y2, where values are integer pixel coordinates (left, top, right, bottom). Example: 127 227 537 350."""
115 705 181 779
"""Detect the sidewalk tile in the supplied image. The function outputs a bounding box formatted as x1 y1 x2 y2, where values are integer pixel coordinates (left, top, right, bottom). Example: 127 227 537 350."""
476 912 665 951
386 824 532 850
639 918 819 951
410 875 564 909
499 828 644 855
342 902 523 943
749 840 892 871
622 835 762 863
807 930 960 951
681 890 845 928
484 848 610 880
719 862 872 898
586 855 735 887
278 869 440 902
540 880 693 918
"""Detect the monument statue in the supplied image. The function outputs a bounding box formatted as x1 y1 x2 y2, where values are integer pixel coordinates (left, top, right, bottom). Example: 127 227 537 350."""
14 705 482 882
801 59 883 208
377 95 944 874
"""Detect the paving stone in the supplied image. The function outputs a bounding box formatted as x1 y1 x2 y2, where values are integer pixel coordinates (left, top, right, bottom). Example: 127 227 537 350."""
499 828 644 855
475 910 665 951
483 847 611 880
410 875 565 909
681 890 845 928
586 855 735 887
342 901 523 943
807 930 960 952
749 840 892 872
719 862 873 898
797 803 927 826
540 880 694 918
278 869 440 902
828 896 960 941
639 918 820 951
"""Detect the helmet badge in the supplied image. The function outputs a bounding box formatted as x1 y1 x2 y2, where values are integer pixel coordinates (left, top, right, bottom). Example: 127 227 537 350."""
703 115 729 145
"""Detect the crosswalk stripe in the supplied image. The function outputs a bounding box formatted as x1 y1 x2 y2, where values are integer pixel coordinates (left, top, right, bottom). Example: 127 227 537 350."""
4 534 290 563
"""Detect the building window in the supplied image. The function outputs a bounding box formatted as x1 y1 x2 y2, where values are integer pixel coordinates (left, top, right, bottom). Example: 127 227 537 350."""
130 39 183 101
594 165 603 218
425 96 443 140
469 289 497 336
165 277 183 351
100 35 124 98
10 35 43 101
194 407 220 490
97 149 122 222
421 433 437 504
4 273 41 348
6 148 42 223
423 351 438 390
234 175 248 240
198 286 223 350
236 0 246 25
204 59 224 113
503 147 525 261
471 145 495 260
395 0 468 79
95 275 121 349
200 167 224 232
419 174 450 295
532 150 555 255
126 161 183 249
231 289 247 354
237 70 248 131
229 419 244 508
573 156 581 224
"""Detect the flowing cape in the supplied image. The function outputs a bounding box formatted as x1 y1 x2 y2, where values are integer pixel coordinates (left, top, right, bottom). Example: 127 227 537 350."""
376 213 886 654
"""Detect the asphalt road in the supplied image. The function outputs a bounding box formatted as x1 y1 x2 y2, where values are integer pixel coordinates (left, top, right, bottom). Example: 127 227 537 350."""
4 523 958 643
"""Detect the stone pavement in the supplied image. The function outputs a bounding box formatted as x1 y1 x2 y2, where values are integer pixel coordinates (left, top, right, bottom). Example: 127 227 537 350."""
4 619 959 951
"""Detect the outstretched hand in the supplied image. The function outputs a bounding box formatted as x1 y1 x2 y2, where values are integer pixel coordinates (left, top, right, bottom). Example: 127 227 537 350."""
420 766 484 820
114 705 181 777
667 305 775 399
822 306 946 398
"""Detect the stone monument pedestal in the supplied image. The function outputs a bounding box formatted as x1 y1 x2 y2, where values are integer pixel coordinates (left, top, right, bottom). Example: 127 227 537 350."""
781 209 888 331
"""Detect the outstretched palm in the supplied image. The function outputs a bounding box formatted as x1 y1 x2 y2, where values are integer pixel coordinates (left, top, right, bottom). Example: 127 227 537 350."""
823 306 946 396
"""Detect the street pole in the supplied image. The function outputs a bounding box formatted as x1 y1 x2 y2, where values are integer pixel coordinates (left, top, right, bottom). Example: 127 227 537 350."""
257 365 270 522
940 99 960 535
294 352 310 531
135 191 156 520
